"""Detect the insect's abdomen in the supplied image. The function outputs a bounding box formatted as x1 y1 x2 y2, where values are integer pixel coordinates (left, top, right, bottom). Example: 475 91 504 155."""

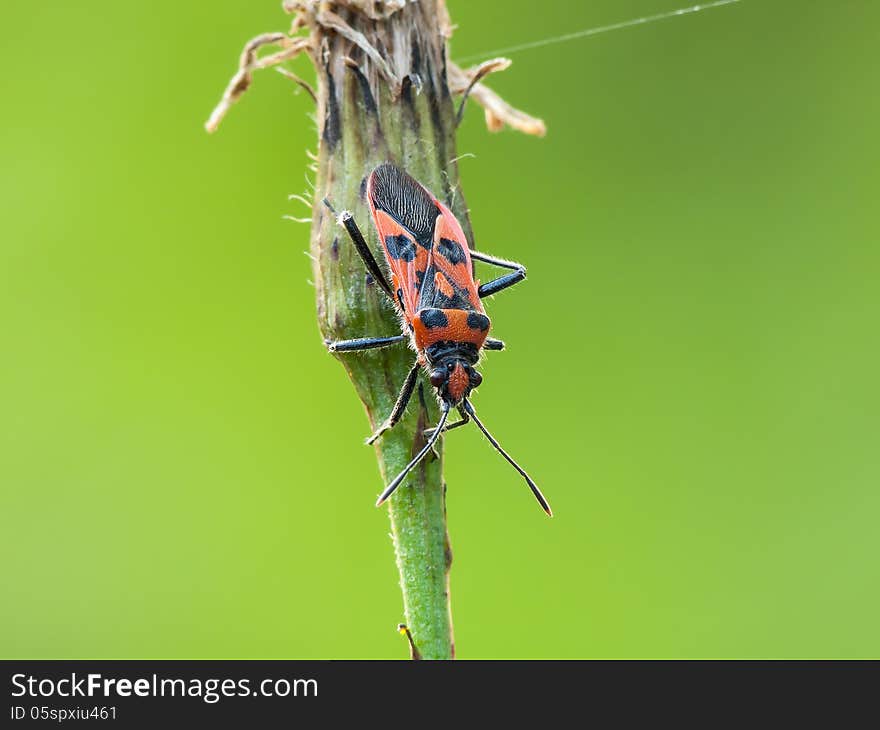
412 308 491 351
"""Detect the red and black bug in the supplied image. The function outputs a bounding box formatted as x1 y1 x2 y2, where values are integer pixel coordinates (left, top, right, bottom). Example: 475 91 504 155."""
324 162 551 516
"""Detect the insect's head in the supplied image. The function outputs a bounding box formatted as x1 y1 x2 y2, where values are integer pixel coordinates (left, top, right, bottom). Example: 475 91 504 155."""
429 358 482 405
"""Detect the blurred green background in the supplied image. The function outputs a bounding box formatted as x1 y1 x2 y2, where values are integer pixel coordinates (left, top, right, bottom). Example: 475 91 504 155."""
2 0 878 659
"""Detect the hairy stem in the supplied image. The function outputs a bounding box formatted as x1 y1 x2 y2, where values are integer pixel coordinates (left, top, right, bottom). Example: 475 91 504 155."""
207 0 544 660
308 0 463 660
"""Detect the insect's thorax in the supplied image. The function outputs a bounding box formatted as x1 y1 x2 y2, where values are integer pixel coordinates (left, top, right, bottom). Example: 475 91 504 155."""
411 307 491 357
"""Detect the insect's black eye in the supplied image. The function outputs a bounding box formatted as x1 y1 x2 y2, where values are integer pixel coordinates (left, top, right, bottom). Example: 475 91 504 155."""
469 370 483 387
430 369 446 388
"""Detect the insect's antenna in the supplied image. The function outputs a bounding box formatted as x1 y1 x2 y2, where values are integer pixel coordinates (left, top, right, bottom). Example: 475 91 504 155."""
463 399 552 516
376 403 451 507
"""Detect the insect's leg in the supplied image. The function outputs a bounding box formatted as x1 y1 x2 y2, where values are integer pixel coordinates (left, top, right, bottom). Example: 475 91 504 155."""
376 403 451 507
470 250 527 299
366 360 420 445
327 334 406 353
424 405 470 438
322 199 395 300
484 338 505 351
470 250 524 271
478 270 525 298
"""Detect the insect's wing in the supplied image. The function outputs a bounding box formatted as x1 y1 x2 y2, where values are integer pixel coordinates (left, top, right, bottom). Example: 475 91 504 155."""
367 164 438 316
422 199 482 312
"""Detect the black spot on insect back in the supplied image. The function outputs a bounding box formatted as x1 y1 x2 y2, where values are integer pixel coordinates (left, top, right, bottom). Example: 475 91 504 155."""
370 163 440 238
437 237 466 265
425 269 476 311
466 312 490 331
420 308 449 329
432 285 473 311
385 234 416 262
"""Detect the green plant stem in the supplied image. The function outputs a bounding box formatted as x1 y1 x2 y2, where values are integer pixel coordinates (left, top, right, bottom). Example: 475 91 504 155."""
307 0 468 659
207 0 544 660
